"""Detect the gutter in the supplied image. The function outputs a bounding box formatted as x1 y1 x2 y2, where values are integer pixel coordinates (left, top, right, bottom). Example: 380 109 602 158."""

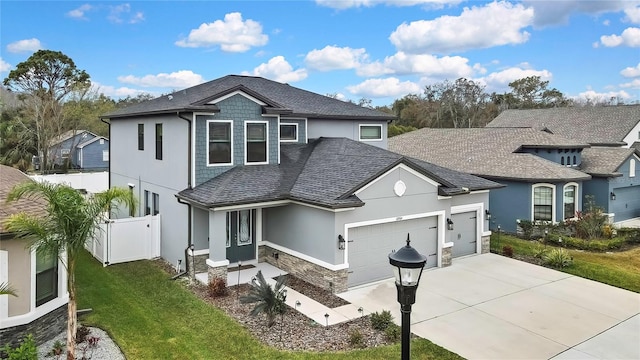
100 117 112 190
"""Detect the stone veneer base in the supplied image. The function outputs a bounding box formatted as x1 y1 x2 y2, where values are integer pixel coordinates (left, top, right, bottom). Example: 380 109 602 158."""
441 246 452 267
481 235 490 254
0 303 67 348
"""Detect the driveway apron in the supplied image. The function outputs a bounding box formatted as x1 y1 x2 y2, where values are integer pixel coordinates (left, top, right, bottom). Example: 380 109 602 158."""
339 253 640 360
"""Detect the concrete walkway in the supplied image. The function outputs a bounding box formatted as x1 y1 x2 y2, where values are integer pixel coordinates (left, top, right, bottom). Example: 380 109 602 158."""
338 253 640 360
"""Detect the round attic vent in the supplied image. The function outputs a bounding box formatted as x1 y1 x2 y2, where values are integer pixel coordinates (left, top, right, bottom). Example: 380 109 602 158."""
394 180 406 197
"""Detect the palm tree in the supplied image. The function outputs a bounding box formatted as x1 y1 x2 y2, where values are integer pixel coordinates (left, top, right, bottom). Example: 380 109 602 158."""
5 181 135 360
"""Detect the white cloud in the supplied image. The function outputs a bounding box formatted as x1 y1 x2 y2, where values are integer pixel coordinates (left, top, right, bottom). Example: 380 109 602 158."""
356 51 480 79
624 6 640 24
600 27 640 47
305 46 368 71
346 77 421 98
620 79 640 88
107 3 145 24
315 0 462 10
389 1 534 54
525 0 631 27
621 63 640 78
67 4 92 20
91 81 151 98
477 66 552 92
0 58 11 73
175 12 268 53
242 56 307 83
117 70 205 88
575 89 631 103
6 38 42 53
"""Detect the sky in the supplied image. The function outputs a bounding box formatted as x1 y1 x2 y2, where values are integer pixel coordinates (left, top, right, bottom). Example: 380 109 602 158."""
2 0 639 107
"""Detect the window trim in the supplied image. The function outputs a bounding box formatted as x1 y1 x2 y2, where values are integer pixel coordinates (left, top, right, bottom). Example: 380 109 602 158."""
138 124 144 151
563 182 579 220
155 123 163 160
279 123 298 142
531 183 556 223
206 120 234 167
630 158 636 178
358 124 383 141
245 121 269 165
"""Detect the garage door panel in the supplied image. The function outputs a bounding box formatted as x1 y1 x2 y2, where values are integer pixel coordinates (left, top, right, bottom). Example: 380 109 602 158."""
611 186 640 221
451 211 477 258
348 216 438 287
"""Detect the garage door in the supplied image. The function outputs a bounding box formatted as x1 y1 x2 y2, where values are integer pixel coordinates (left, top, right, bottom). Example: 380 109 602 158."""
451 211 477 258
611 186 640 221
348 216 438 287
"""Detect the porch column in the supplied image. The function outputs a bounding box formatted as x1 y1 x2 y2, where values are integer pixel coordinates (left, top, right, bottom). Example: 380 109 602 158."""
206 210 229 283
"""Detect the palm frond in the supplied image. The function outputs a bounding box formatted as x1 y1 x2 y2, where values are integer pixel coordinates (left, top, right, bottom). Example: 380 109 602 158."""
0 282 17 297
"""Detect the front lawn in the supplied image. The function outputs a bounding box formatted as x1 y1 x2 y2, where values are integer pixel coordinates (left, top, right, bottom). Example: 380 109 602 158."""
491 233 640 293
76 251 461 359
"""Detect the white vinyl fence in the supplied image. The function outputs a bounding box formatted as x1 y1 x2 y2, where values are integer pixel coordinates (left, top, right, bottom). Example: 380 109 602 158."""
31 171 108 193
86 214 161 266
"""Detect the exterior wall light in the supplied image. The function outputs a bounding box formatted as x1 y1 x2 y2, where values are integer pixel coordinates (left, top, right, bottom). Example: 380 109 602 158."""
610 192 616 201
485 209 492 221
447 218 454 231
338 234 346 250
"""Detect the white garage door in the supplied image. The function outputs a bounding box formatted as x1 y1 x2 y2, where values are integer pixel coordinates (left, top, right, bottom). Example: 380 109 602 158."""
348 216 438 287
451 211 478 258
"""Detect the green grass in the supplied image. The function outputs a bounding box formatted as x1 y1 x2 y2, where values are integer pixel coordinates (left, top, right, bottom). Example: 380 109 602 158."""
76 251 462 360
491 233 640 293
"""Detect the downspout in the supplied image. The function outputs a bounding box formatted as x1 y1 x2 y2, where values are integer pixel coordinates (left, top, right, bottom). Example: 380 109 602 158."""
173 112 193 280
100 117 111 190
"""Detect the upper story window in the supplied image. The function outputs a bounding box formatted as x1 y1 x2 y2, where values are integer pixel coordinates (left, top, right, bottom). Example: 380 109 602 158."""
246 122 268 164
532 184 555 222
138 124 144 150
207 120 233 165
36 252 58 307
155 124 163 160
280 123 298 142
631 159 636 178
563 184 577 220
144 190 151 215
359 124 382 141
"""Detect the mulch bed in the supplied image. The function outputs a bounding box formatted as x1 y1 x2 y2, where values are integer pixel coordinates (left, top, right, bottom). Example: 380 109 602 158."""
154 260 394 351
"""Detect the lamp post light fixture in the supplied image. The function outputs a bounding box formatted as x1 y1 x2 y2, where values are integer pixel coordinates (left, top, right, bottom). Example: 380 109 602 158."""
485 209 492 221
389 234 427 360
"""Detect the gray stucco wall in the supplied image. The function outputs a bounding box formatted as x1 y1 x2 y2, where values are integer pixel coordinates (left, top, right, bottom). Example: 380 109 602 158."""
583 177 610 211
489 180 531 233
263 204 336 264
80 140 109 169
195 95 279 185
110 114 189 266
307 119 388 149
608 156 640 220
192 207 209 251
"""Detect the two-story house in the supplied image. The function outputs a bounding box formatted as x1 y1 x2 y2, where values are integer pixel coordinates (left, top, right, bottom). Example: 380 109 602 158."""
103 75 501 292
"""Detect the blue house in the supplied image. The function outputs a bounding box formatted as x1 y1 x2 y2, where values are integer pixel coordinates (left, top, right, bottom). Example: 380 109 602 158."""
47 130 109 170
103 75 502 292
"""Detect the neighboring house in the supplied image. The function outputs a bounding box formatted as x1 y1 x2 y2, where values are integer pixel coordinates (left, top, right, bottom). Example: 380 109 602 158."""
102 75 501 292
389 128 592 233
46 130 109 170
0 165 68 346
488 105 640 148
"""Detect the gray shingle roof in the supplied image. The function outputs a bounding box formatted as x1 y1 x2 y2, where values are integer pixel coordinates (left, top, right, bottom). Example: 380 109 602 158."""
0 165 48 234
104 75 395 121
176 138 502 209
487 105 640 146
388 128 591 182
580 147 640 177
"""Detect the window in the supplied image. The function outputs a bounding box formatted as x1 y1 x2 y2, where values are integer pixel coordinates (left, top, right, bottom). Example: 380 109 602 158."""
102 150 109 162
207 121 232 165
561 157 565 165
359 125 382 141
155 124 163 160
246 122 268 164
36 252 57 306
99 138 105 145
144 190 150 215
138 124 144 150
533 185 554 221
152 193 159 215
563 184 577 220
280 123 298 142
61 149 70 159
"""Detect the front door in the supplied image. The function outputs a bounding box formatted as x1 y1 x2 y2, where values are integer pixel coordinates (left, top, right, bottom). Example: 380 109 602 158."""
226 210 256 263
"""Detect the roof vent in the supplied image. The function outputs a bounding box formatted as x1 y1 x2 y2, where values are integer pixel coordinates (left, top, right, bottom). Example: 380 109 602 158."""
167 95 173 100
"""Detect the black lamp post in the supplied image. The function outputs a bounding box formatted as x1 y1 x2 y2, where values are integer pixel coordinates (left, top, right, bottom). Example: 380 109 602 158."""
389 234 427 360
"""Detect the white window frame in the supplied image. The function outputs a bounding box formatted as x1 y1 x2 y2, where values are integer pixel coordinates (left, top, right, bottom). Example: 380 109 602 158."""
630 159 636 178
531 183 556 223
245 121 269 165
562 182 579 220
279 123 298 142
61 148 70 158
102 150 109 162
359 124 383 141
206 120 234 167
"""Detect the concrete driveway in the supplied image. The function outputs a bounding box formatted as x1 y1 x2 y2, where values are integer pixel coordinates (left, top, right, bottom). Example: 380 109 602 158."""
338 253 640 359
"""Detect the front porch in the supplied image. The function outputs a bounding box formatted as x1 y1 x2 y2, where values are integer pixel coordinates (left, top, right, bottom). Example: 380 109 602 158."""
194 262 286 287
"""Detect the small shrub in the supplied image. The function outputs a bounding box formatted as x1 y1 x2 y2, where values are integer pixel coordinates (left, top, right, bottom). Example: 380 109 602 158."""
208 276 228 298
2 334 37 360
370 310 394 331
533 243 547 259
384 323 401 342
48 340 65 358
78 336 101 360
76 325 90 344
518 220 534 239
543 248 573 268
348 329 365 348
502 245 514 258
